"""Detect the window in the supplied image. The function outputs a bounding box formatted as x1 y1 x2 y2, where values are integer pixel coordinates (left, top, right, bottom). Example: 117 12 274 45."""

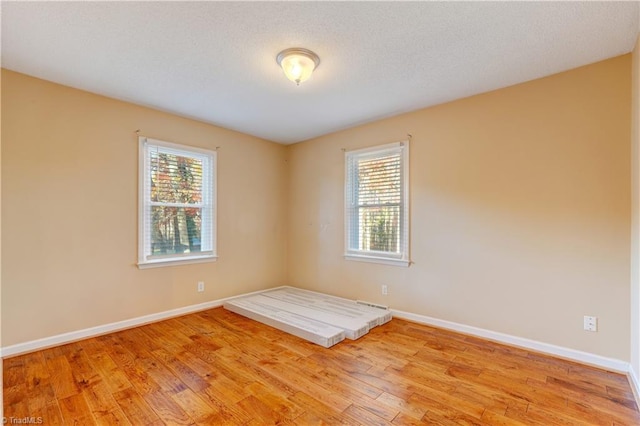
345 141 409 266
138 137 217 268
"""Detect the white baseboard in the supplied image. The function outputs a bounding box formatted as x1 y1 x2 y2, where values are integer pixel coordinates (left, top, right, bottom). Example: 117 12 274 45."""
1 286 285 358
391 308 630 374
629 365 640 408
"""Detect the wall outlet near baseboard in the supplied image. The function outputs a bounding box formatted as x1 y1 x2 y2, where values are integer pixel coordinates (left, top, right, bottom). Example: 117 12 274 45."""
197 281 205 292
584 315 597 332
382 285 388 295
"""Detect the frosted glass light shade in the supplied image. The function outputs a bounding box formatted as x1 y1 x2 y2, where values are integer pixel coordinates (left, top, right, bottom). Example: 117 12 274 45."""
276 48 320 86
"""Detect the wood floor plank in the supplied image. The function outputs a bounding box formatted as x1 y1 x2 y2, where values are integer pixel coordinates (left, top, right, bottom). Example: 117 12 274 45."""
82 380 120 418
183 335 223 364
388 362 459 394
287 391 359 426
376 391 426 421
25 381 57 415
3 356 26 388
174 350 217 379
122 362 162 396
244 381 306 420
480 409 529 426
97 335 136 370
201 370 251 404
408 387 487 421
4 383 27 407
58 393 96 425
567 363 633 390
527 376 640 424
197 385 254 425
449 366 569 409
66 346 101 390
342 403 392 426
88 351 133 395
229 352 300 399
420 409 480 426
45 355 81 400
114 387 161 425
4 307 640 425
142 390 194 425
448 349 550 383
290 410 336 425
143 322 194 354
392 412 430 425
335 338 414 370
22 352 51 393
94 408 134 426
201 351 260 388
505 403 593 426
352 366 417 400
607 384 636 401
152 348 210 393
258 358 353 412
171 387 219 424
452 382 529 417
235 394 292 425
4 398 29 422
302 367 398 421
41 400 66 425
137 356 188 395
318 366 384 399
307 348 373 374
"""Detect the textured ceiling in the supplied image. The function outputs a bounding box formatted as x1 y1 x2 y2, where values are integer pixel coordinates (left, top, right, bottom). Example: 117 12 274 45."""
2 2 639 144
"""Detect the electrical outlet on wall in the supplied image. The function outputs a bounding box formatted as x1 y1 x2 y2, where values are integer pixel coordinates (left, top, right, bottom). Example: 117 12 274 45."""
382 285 388 295
583 315 597 332
197 281 205 292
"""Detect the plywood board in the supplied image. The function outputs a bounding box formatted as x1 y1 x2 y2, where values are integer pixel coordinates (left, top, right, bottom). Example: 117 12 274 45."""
264 288 392 327
246 294 369 340
223 297 345 348
223 287 391 348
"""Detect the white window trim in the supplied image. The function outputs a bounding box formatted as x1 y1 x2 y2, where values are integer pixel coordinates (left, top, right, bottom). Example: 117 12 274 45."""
344 253 410 267
344 141 410 267
137 255 217 269
138 136 217 269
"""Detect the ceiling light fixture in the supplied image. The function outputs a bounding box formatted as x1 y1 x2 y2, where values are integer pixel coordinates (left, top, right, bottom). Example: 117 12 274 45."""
276 48 320 86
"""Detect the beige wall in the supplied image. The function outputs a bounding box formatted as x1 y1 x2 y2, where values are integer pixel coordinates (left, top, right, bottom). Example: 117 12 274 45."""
632 34 640 376
288 55 632 360
1 70 288 347
1 55 634 362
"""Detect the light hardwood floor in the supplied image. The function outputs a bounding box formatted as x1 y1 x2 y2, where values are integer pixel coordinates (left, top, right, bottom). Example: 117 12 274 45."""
3 307 640 425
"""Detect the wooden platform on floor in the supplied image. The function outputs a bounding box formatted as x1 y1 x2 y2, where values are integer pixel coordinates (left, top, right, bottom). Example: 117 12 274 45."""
223 287 391 347
4 307 640 425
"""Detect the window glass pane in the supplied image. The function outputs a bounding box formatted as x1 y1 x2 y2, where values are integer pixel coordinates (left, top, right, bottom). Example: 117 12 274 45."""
150 151 203 204
150 206 202 255
358 205 400 253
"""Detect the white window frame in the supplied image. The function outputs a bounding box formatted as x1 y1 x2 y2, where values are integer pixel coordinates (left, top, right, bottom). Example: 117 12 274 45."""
138 136 217 269
345 141 410 267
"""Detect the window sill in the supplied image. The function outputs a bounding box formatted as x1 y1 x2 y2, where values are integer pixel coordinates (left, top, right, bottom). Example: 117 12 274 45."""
138 255 218 269
344 254 410 267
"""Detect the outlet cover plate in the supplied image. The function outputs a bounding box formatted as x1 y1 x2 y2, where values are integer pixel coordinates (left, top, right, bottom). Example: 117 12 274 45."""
583 315 597 332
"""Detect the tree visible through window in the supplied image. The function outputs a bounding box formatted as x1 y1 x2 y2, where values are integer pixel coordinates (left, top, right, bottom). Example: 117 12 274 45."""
345 141 409 266
139 137 216 267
